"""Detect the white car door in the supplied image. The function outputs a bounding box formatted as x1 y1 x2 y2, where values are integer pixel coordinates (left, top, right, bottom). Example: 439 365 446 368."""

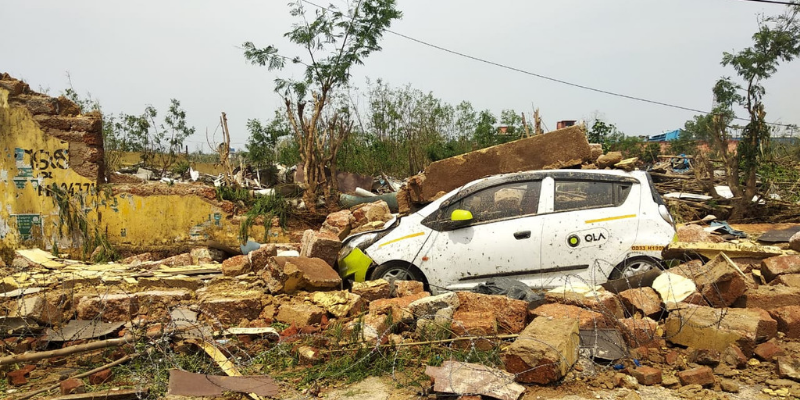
416 180 544 290
537 176 640 284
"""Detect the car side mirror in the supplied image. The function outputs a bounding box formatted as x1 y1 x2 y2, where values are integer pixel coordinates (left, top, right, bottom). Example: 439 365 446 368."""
450 209 473 222
440 209 473 230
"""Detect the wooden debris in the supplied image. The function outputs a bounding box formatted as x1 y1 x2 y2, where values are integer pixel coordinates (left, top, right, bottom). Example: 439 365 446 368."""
663 241 784 260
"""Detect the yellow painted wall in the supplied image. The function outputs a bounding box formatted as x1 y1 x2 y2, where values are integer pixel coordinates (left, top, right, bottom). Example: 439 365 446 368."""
1 86 256 255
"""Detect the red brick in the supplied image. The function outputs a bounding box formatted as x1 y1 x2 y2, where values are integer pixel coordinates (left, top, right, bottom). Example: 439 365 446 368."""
761 255 800 282
60 378 85 395
7 364 35 386
722 345 747 369
369 292 429 317
88 369 112 385
631 366 662 385
754 342 785 361
771 274 800 288
677 366 715 387
665 350 680 366
769 306 800 339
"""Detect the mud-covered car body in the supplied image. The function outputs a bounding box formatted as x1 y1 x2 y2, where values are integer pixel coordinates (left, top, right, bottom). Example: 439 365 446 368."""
338 169 675 293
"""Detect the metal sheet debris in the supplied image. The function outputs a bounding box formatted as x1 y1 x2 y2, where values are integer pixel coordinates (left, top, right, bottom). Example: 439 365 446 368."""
45 320 125 342
168 369 279 397
424 361 525 400
0 316 40 336
171 308 212 339
758 225 800 243
579 329 627 360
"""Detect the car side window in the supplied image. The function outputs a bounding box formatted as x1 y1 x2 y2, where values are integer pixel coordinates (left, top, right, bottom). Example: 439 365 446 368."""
554 180 627 211
443 180 541 224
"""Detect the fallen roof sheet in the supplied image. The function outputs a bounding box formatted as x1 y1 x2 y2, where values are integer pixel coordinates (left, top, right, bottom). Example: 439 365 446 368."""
44 320 125 342
168 369 279 397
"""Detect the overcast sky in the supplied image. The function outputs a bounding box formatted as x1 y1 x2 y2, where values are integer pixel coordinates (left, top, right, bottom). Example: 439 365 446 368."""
2 0 799 151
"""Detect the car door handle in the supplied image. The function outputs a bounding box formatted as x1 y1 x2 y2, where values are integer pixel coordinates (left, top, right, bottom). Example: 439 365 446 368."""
514 230 531 240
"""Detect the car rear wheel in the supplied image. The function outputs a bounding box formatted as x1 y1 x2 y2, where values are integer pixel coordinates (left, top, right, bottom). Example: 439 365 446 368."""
609 256 663 281
370 261 427 285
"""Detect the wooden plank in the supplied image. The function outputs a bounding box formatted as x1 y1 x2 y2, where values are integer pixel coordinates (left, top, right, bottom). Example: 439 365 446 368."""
664 241 785 260
196 341 262 400
48 388 147 400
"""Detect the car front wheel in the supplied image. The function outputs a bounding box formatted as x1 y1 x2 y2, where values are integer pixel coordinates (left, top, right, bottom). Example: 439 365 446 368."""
609 256 663 281
369 261 427 285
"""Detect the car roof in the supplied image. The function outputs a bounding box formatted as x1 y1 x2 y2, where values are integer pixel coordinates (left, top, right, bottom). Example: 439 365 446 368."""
441 169 642 208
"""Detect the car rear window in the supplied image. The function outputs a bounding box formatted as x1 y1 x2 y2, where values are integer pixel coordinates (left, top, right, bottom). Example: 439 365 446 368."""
554 180 632 212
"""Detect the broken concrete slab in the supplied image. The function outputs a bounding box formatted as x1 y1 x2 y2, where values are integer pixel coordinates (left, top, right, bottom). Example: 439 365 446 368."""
404 125 591 204
503 316 580 384
424 361 525 400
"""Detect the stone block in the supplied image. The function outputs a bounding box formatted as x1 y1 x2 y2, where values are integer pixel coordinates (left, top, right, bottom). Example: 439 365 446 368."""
159 253 194 267
544 288 624 318
77 293 138 322
455 292 528 334
790 232 800 252
677 366 715 387
618 287 663 318
769 306 800 339
261 256 342 294
135 290 191 321
345 313 388 343
190 247 225 264
199 292 265 325
12 294 65 325
310 291 364 318
369 292 429 321
532 303 612 330
276 302 326 327
351 279 391 301
721 345 747 369
408 292 459 319
351 200 392 229
451 311 497 337
60 378 85 395
776 356 800 381
300 230 342 267
393 280 425 297
320 210 354 240
119 252 154 265
689 348 720 366
503 317 580 384
631 366 662 386
664 304 772 356
762 255 800 282
737 285 800 310
754 341 785 361
597 151 623 169
690 254 747 307
248 244 278 271
222 255 252 277
410 125 590 203
617 317 663 348
137 276 200 291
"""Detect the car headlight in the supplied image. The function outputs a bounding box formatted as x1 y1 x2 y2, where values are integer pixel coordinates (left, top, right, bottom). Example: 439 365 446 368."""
338 230 392 262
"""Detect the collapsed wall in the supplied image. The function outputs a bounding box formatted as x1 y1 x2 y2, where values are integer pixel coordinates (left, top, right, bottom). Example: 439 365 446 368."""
400 124 592 207
0 73 250 254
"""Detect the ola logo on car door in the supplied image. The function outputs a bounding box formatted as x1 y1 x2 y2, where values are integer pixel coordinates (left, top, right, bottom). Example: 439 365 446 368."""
567 228 609 248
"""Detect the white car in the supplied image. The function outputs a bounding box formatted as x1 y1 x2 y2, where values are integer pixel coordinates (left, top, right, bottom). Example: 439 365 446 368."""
338 169 676 294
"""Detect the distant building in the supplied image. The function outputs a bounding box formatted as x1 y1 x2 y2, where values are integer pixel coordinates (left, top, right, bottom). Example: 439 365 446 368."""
557 120 577 130
648 129 681 142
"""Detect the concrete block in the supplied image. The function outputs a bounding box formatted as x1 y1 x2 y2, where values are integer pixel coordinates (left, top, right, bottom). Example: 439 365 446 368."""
408 125 591 203
503 316 580 384
664 305 771 356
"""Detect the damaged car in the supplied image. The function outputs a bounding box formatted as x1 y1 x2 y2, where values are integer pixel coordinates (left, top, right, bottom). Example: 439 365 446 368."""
338 169 676 293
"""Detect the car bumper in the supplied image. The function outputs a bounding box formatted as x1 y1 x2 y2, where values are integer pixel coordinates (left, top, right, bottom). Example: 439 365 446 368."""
337 247 374 282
